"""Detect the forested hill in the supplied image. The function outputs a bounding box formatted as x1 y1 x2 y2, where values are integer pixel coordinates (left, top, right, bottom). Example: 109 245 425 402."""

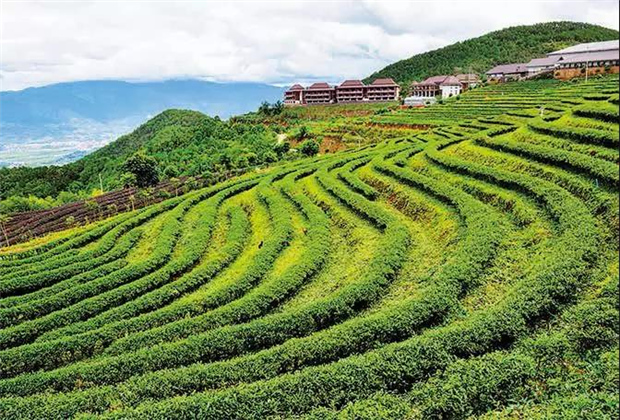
0 80 284 167
0 109 281 204
364 21 619 87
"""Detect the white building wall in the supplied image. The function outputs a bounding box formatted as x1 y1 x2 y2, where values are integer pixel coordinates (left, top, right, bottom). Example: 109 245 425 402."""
440 85 461 98
404 96 436 106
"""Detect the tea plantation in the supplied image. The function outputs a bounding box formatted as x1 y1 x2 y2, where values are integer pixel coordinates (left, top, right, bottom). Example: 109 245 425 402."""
0 76 618 419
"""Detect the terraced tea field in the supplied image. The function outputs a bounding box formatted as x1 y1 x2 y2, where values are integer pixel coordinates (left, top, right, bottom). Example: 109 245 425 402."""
0 76 618 419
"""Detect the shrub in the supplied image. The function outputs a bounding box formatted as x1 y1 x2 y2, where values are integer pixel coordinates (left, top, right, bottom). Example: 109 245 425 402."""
299 139 320 156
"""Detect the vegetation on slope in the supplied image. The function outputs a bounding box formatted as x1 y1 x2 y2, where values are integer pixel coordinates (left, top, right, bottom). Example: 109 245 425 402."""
364 21 619 87
0 109 282 207
0 75 617 419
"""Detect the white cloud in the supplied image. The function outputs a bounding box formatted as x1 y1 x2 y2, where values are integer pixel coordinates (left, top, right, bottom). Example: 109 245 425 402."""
0 0 618 91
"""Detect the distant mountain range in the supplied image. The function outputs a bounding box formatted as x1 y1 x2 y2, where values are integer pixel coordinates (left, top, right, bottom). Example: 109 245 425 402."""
0 80 284 167
365 21 619 87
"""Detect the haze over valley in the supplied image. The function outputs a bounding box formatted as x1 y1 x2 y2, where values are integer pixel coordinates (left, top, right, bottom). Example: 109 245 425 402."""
0 80 283 167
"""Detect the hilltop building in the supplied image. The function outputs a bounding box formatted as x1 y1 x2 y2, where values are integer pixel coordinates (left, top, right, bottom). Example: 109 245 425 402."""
283 78 400 106
547 40 619 57
550 40 619 80
411 76 443 97
303 82 335 105
366 78 401 102
438 76 463 98
337 80 366 103
403 74 466 106
283 84 304 105
489 40 620 81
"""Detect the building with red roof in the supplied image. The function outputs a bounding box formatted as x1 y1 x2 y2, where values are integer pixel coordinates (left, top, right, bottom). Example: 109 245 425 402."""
411 75 464 98
336 80 366 103
284 84 305 105
304 82 336 105
438 75 463 98
283 78 401 106
366 78 400 102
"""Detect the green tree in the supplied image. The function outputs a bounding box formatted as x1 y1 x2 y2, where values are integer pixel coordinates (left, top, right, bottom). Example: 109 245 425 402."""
258 101 284 117
258 101 271 115
272 101 284 115
163 165 179 178
119 172 138 189
274 141 290 157
299 139 320 156
121 153 159 188
293 126 309 141
263 151 278 163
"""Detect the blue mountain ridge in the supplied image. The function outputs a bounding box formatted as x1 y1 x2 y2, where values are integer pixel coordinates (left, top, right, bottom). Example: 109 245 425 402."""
0 79 285 166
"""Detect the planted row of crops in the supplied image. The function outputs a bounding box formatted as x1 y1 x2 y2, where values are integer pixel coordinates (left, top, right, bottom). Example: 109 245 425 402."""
0 76 618 419
0 177 205 247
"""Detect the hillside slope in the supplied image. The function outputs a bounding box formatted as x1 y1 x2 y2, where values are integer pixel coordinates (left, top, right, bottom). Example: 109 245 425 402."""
364 21 619 87
0 80 284 167
0 76 617 419
0 109 279 201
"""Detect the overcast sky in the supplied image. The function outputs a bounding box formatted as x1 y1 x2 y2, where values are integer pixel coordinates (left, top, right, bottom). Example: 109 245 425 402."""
1 0 618 91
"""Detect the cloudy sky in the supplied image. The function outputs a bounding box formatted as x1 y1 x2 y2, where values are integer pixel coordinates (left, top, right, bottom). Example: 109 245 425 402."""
1 0 618 91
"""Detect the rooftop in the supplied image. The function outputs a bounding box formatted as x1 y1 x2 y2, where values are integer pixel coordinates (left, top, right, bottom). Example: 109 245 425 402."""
369 78 399 86
455 73 480 82
307 82 333 90
526 56 560 67
417 75 451 86
339 79 365 88
286 84 304 92
558 49 620 64
486 63 529 75
439 76 462 86
548 40 619 56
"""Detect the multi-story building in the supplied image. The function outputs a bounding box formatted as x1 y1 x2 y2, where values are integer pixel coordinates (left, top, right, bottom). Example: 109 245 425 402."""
438 76 462 98
303 82 335 105
491 40 620 81
411 75 463 98
366 78 400 101
550 41 620 80
284 84 304 105
411 76 444 97
336 80 366 103
283 78 400 106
